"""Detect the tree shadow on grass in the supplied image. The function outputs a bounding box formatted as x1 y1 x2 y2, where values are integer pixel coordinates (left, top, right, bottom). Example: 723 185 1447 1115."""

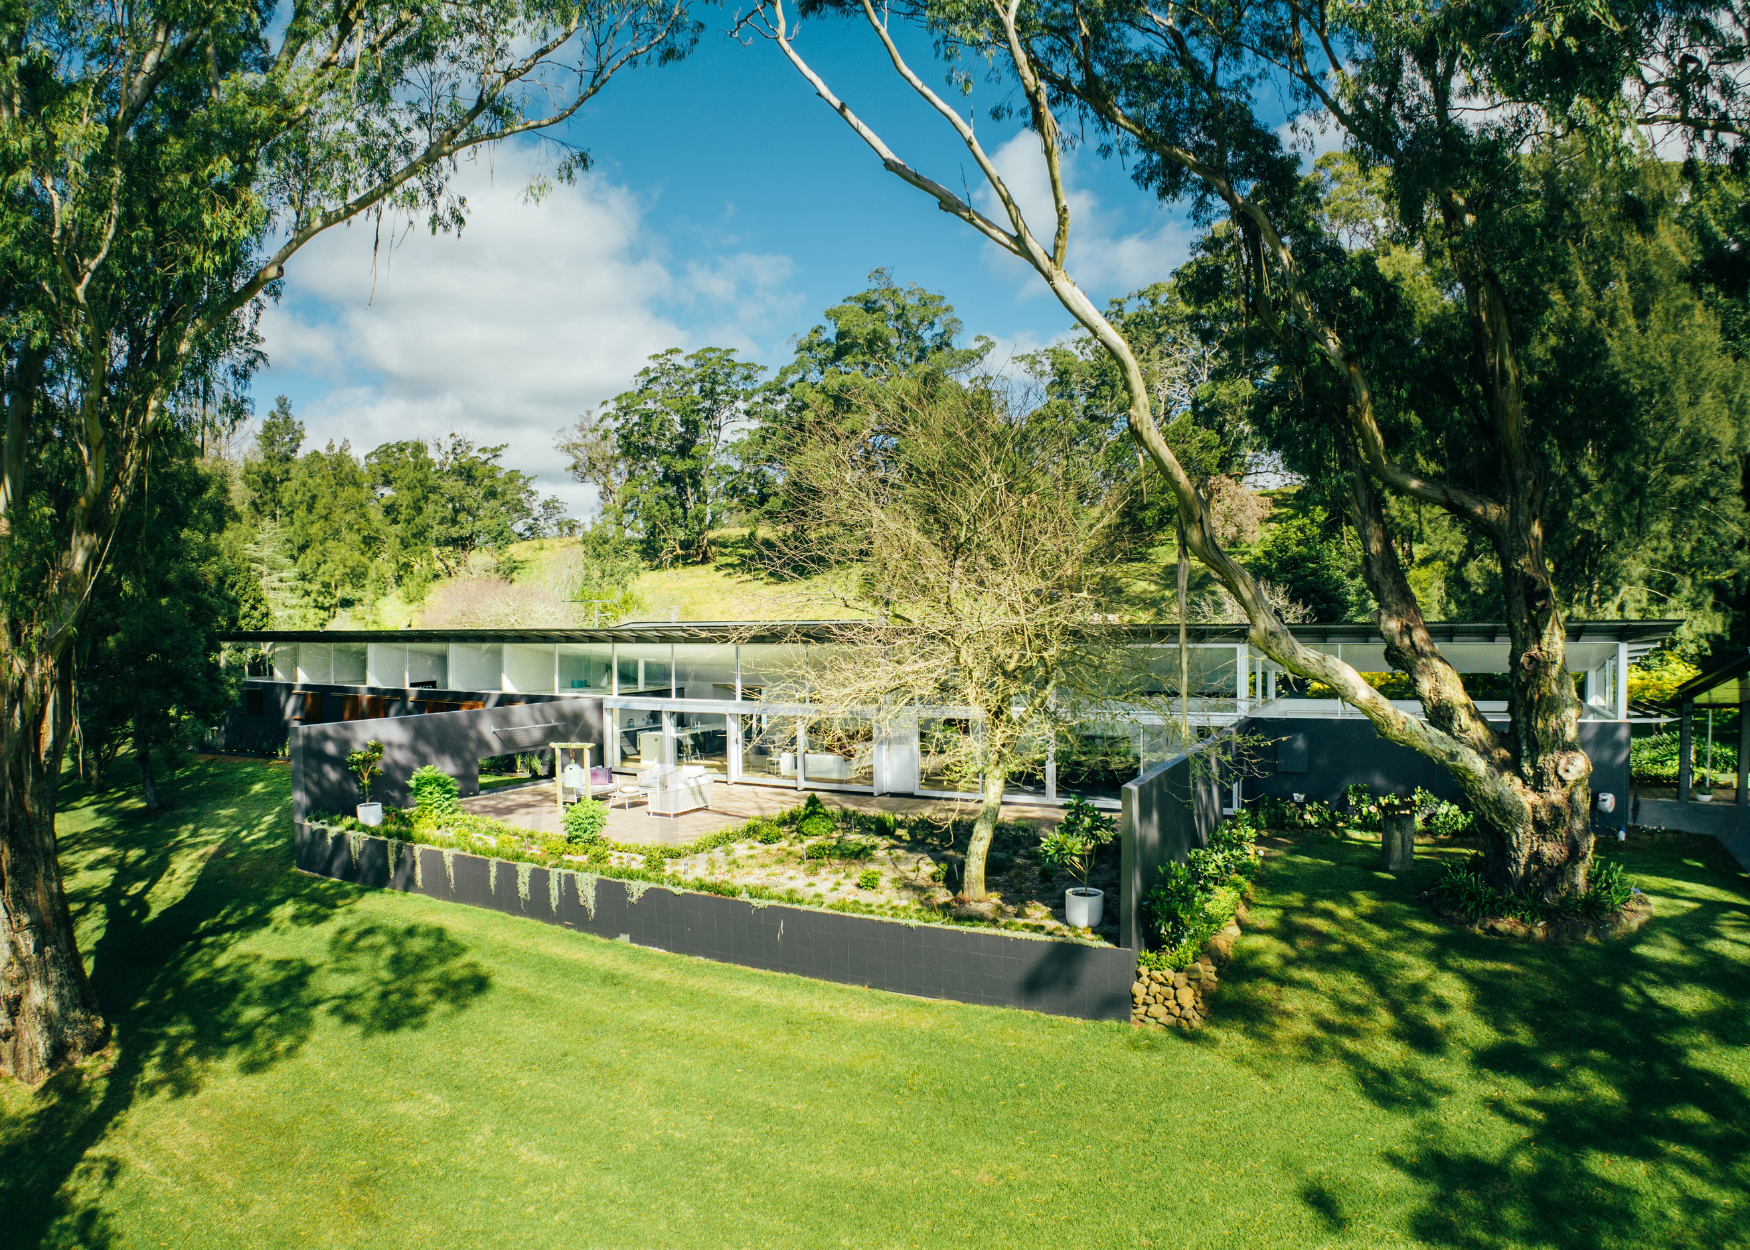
0 757 493 1249
1219 832 1750 1250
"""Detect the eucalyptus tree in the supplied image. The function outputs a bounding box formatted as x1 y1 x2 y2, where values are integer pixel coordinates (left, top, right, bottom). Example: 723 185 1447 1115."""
742 0 1748 909
0 0 696 1082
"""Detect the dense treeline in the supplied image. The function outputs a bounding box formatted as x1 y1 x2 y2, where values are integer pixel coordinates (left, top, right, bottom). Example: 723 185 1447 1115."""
238 398 575 626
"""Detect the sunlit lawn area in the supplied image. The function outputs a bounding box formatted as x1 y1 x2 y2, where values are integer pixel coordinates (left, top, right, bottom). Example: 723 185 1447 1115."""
5 755 1748 1249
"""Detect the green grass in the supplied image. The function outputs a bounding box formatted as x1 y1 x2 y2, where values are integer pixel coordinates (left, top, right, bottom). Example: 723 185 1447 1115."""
6 758 1749 1249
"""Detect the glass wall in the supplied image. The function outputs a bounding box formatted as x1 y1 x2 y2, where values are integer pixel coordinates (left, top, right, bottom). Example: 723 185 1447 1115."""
673 644 737 701
366 644 405 688
450 643 503 692
332 643 367 686
673 710 730 778
296 643 332 684
616 643 672 696
557 643 613 692
271 642 297 683
503 644 555 693
611 706 664 772
738 712 795 785
1055 725 1140 801
736 644 806 702
805 716 875 787
406 644 449 689
919 716 978 794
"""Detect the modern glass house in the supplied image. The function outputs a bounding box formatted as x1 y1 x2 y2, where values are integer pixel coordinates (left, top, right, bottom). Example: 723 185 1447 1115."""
220 619 1677 809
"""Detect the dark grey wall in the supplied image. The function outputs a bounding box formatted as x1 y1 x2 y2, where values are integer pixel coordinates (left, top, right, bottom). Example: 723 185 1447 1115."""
1239 715 1631 818
292 699 604 821
1118 748 1223 952
295 824 1137 1021
224 678 580 756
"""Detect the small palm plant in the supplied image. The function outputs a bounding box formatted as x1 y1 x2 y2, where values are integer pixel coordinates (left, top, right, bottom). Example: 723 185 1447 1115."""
347 740 385 805
1039 797 1117 889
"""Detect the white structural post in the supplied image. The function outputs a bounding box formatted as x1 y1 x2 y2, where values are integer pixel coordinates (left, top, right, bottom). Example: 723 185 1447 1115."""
1616 641 1630 721
1236 644 1250 715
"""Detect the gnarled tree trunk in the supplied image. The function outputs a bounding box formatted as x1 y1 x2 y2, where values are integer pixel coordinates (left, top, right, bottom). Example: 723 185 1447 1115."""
0 659 106 1084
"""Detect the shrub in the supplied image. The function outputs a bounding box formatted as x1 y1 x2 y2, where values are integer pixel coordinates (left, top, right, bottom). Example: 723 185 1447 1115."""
409 765 460 815
871 812 899 837
796 794 835 839
749 820 784 844
1412 787 1476 837
857 868 881 891
1580 859 1637 918
1141 813 1259 967
347 740 385 804
1038 797 1117 888
1427 855 1640 925
1303 800 1339 831
563 798 608 845
1632 730 1735 785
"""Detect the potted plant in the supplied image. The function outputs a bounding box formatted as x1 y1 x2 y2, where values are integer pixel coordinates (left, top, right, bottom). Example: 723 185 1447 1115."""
1040 797 1117 929
348 740 386 827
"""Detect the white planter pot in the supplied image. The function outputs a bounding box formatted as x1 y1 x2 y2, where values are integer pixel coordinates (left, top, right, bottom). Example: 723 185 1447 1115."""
1696 792 1715 804
356 802 384 827
1065 887 1104 929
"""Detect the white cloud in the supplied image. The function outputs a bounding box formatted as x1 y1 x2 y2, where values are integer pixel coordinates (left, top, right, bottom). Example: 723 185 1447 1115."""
257 146 799 518
973 132 1194 297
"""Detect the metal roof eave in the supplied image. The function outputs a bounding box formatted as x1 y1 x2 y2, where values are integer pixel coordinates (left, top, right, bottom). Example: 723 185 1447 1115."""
215 618 1684 648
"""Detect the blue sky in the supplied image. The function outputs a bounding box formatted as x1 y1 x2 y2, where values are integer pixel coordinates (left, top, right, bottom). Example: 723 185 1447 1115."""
257 11 1242 516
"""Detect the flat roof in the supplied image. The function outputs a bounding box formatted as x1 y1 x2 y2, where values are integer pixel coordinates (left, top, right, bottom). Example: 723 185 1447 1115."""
218 619 1681 648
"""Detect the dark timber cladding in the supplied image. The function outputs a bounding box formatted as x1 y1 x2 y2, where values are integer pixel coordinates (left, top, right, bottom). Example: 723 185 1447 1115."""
294 824 1138 1021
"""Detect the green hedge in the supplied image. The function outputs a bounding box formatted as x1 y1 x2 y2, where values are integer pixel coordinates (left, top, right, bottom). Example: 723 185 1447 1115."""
1632 731 1736 785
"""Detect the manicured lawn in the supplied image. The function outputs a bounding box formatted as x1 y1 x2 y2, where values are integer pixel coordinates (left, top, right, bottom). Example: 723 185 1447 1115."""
6 757 1748 1249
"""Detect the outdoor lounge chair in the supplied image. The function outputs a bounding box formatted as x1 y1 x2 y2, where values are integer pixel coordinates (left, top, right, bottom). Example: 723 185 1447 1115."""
643 765 713 817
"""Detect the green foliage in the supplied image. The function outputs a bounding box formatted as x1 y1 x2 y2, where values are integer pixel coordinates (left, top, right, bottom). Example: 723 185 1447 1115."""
1412 787 1477 837
857 869 882 891
590 347 768 565
795 793 836 840
1429 856 1644 926
563 799 609 846
347 742 385 804
1632 731 1737 786
1250 506 1369 623
1037 797 1118 888
749 820 785 845
408 765 460 815
1142 814 1259 967
76 437 254 796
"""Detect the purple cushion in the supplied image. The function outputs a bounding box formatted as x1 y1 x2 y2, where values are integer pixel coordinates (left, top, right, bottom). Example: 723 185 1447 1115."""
590 767 613 787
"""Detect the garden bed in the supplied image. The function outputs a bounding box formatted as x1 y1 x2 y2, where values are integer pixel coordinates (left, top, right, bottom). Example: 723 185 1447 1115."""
313 794 1124 945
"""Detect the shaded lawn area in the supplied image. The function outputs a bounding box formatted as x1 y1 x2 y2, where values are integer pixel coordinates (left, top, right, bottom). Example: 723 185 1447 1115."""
4 757 1748 1250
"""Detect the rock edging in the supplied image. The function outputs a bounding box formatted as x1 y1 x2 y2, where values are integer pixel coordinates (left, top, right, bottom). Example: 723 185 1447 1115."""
1131 904 1246 1030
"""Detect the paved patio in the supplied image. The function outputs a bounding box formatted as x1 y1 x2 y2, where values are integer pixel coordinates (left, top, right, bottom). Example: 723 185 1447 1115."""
460 779 1062 845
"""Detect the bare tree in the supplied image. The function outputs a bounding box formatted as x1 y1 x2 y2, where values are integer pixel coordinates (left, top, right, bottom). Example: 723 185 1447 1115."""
755 380 1140 903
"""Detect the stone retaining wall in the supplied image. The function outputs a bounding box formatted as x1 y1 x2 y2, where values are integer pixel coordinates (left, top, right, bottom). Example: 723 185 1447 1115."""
1130 906 1246 1029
